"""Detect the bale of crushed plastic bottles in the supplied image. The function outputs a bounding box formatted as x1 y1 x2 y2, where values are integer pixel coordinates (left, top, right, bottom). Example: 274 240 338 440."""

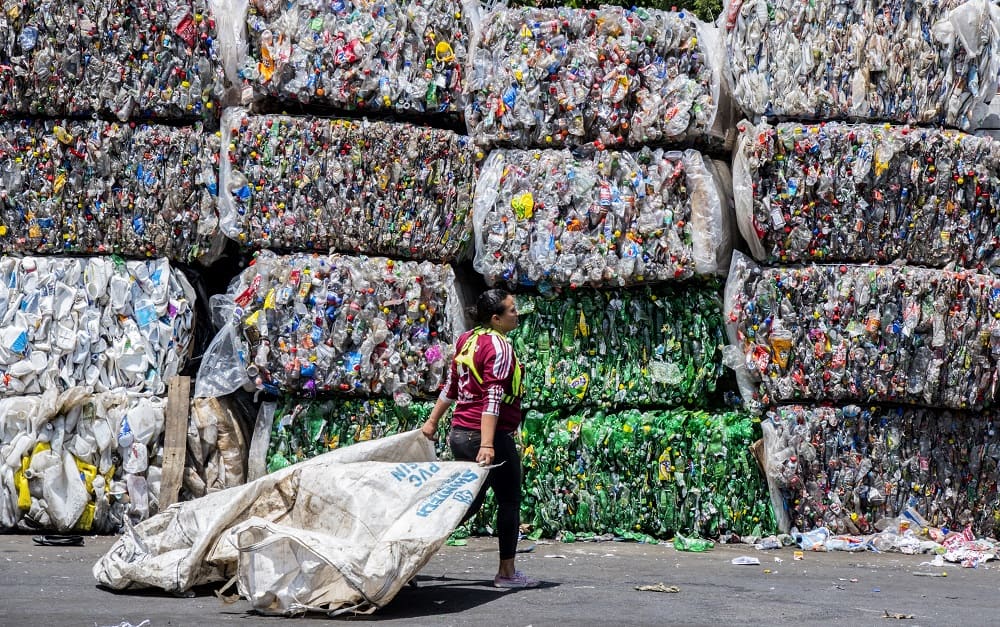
733 120 1000 271
724 253 1000 412
724 0 1000 129
466 5 732 149
219 109 477 260
0 118 222 263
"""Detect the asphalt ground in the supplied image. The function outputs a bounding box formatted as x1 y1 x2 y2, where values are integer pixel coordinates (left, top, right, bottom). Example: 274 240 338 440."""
1 533 998 626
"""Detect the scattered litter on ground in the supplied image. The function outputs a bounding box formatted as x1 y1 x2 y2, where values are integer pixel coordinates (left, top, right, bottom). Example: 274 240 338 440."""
883 610 915 620
635 583 680 593
731 556 761 566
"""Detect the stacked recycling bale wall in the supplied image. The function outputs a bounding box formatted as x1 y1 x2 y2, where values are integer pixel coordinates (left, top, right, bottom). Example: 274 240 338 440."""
724 0 1000 535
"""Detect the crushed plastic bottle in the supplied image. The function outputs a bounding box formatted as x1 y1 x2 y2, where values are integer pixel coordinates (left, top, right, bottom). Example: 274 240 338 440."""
733 120 1000 271
673 533 715 552
466 6 731 149
219 109 477 260
725 0 1000 129
198 251 463 399
0 118 222 263
473 148 732 289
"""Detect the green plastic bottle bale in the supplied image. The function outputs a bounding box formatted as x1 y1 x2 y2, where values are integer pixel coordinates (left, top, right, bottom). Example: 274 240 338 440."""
510 285 726 412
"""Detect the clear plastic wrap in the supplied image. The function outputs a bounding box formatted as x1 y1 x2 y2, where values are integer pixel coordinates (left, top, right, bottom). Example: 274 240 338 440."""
733 120 1000 270
222 0 480 113
197 251 466 400
762 404 1000 539
724 0 1000 129
0 256 195 397
0 0 225 122
472 147 729 290
218 108 477 260
0 388 167 533
465 6 731 149
510 285 726 411
725 254 1000 412
0 118 223 264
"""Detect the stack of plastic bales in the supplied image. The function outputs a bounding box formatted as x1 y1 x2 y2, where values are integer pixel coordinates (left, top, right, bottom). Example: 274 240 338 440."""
0 0 223 533
724 0 1000 536
202 0 481 470
463 4 773 540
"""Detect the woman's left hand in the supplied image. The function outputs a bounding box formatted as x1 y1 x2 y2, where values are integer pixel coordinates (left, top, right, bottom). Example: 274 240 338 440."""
476 446 495 466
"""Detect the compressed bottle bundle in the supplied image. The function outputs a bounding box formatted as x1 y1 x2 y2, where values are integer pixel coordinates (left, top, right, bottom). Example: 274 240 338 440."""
225 0 474 113
219 109 477 260
264 397 436 473
0 389 170 533
724 0 1000 129
510 285 726 411
466 6 729 149
734 120 1000 270
724 253 1000 412
0 118 222 263
473 148 731 289
0 256 194 397
763 404 1000 538
197 250 464 401
182 397 249 500
510 407 773 540
0 0 223 121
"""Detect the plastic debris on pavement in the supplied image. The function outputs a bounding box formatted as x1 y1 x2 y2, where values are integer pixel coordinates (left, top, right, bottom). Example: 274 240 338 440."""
472 148 731 290
724 253 1000 412
466 6 731 149
0 256 194 397
0 119 222 263
0 388 170 533
509 286 726 411
219 109 477 260
196 251 464 401
225 0 474 114
0 0 224 122
733 120 1000 270
724 0 1000 129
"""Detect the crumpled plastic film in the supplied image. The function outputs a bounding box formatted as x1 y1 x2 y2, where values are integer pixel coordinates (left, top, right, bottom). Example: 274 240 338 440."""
466 6 730 149
219 108 476 260
264 397 438 472
0 388 167 533
473 148 730 289
724 252 1000 412
762 404 1000 539
733 120 1000 270
0 0 225 121
510 285 726 411
510 407 774 540
0 118 222 263
724 0 1000 129
223 0 478 113
0 256 194 397
197 250 465 400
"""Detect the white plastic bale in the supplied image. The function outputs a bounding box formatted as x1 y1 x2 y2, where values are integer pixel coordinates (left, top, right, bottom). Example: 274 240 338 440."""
723 0 1000 129
472 147 729 290
218 108 477 260
465 6 731 149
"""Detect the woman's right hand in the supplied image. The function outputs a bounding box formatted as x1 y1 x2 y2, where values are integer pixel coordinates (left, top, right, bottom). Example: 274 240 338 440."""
420 419 438 441
475 446 495 466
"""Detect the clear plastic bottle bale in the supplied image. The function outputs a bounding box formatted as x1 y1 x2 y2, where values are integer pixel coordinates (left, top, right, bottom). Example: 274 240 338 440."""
0 118 223 264
0 0 225 122
509 285 726 412
733 120 1000 271
0 256 194 398
264 396 438 472
218 108 477 260
762 404 1000 539
724 0 1000 129
472 148 730 290
724 252 1000 412
197 250 465 399
0 388 168 533
220 0 477 114
465 6 732 149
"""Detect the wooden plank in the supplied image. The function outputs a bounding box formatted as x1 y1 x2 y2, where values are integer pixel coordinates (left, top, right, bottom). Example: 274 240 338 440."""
159 375 191 510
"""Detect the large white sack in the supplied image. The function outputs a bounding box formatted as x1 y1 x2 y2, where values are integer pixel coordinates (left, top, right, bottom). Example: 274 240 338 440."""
93 430 488 615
